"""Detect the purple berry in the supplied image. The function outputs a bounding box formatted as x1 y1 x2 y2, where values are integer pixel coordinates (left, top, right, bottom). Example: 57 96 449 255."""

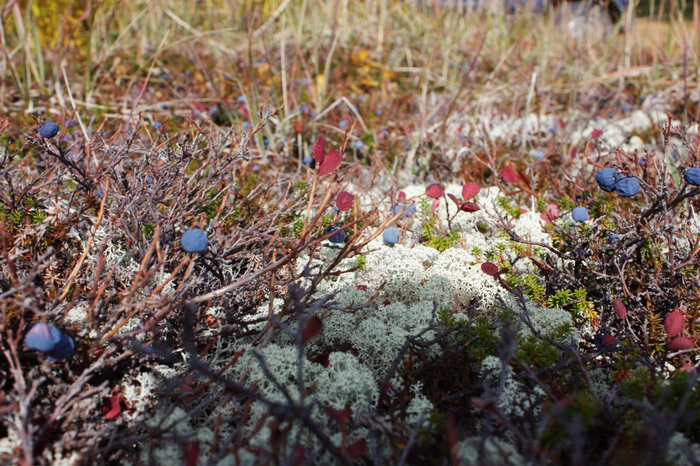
46 334 75 362
615 177 640 197
382 226 400 245
39 121 59 138
25 322 62 352
181 228 209 253
391 203 416 219
572 207 589 223
684 167 700 186
328 226 345 243
595 168 618 192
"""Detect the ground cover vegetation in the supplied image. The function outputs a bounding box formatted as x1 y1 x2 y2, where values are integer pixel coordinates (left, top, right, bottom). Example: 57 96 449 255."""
1 0 700 464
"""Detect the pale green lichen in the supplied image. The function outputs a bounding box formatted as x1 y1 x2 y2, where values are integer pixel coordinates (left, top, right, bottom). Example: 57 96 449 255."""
666 433 700 466
481 355 546 418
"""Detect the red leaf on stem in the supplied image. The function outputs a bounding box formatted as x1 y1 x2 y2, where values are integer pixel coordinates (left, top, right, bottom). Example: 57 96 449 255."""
431 198 440 211
541 203 559 224
184 441 200 466
664 311 684 337
481 262 499 276
318 149 342 176
303 315 323 342
312 137 326 164
500 166 519 184
335 191 355 212
346 438 367 460
104 393 124 420
323 406 352 426
668 337 693 351
613 299 627 320
591 128 603 140
460 202 480 212
461 181 480 200
425 183 444 199
447 193 460 207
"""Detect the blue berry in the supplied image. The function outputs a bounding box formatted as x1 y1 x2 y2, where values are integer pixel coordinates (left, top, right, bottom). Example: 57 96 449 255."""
181 228 209 253
328 226 345 243
616 177 640 197
572 207 589 223
39 121 59 138
390 203 417 219
606 232 620 244
595 168 619 192
684 167 700 186
25 323 62 352
302 156 314 165
46 334 75 362
382 226 400 245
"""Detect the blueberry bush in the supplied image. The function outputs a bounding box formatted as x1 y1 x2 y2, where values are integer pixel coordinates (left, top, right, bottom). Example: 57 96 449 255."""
0 1 699 465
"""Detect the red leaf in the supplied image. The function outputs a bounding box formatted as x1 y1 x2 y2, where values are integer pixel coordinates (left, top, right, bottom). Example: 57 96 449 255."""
570 147 578 159
310 351 330 367
104 393 124 420
601 335 616 346
303 315 323 342
184 441 200 466
460 202 480 212
664 311 684 337
613 299 627 320
318 149 342 176
517 170 531 188
398 191 406 201
431 198 440 211
335 191 355 212
292 445 306 466
312 137 326 164
500 166 519 184
461 181 480 200
481 262 499 276
591 128 603 140
540 203 559 224
425 183 444 199
323 406 352 425
346 438 367 461
668 337 693 351
447 193 460 207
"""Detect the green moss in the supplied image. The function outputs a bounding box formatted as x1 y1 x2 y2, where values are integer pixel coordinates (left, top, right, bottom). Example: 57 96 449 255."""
295 180 308 195
516 321 573 371
141 221 155 239
496 196 523 219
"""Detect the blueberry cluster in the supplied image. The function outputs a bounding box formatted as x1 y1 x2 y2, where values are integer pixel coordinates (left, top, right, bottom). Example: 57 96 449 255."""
25 322 74 362
390 203 417 219
595 168 639 197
